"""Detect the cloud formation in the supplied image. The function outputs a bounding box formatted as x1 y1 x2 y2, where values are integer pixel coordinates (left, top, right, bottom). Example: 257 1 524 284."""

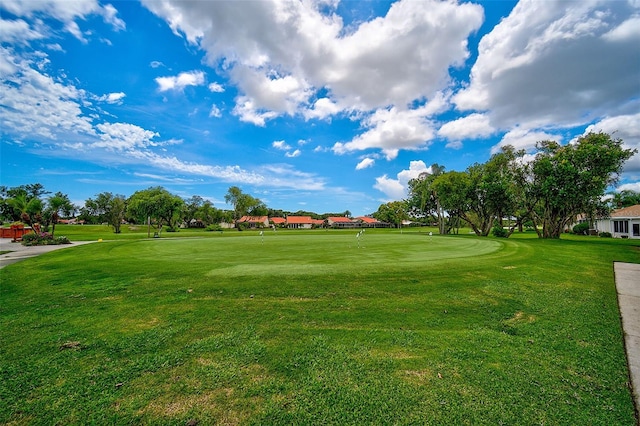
142 0 483 153
155 70 206 92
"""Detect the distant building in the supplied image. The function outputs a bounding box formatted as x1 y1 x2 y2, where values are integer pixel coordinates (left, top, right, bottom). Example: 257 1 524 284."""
326 216 358 228
285 216 315 229
237 216 269 228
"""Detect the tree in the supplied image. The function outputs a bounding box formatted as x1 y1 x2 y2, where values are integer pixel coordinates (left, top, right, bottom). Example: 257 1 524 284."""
2 184 47 223
44 192 75 236
458 150 519 236
610 190 640 209
127 187 184 237
431 171 471 235
85 192 127 233
224 186 263 224
6 193 43 229
530 132 635 238
407 163 448 233
373 201 409 229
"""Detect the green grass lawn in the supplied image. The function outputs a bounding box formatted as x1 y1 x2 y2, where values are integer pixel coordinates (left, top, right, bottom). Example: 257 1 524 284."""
1 230 639 425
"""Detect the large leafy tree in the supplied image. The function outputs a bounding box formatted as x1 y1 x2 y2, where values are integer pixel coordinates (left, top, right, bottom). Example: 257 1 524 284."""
431 171 471 235
458 150 519 236
373 200 409 229
224 186 263 223
84 192 127 233
530 132 635 238
407 164 449 233
127 187 184 237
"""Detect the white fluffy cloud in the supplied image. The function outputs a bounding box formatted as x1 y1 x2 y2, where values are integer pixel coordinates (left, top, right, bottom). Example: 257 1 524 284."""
374 160 431 200
0 47 94 140
0 18 45 43
454 0 640 130
272 140 291 150
142 0 483 132
208 82 224 92
333 103 441 160
155 70 206 92
94 122 160 151
0 0 124 42
438 113 495 142
97 91 125 104
356 158 375 170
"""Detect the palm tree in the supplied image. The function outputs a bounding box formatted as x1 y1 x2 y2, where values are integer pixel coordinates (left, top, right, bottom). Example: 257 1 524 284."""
7 193 43 231
46 192 75 237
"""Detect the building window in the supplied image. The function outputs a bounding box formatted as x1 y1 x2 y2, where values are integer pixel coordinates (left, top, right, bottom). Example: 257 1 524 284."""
614 220 629 234
633 224 639 237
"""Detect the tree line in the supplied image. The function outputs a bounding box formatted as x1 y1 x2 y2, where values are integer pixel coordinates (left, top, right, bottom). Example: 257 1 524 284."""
0 185 351 236
372 132 636 238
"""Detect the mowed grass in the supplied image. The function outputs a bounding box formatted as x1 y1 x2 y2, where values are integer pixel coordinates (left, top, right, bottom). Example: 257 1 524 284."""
1 230 639 425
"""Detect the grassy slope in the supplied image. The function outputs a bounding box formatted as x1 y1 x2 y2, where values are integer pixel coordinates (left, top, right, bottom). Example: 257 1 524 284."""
1 230 639 425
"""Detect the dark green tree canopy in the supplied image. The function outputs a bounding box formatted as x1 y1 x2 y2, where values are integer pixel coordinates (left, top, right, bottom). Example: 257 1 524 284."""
127 187 184 236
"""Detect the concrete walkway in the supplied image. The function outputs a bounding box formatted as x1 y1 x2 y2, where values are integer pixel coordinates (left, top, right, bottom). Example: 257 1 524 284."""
0 238 96 269
614 262 640 420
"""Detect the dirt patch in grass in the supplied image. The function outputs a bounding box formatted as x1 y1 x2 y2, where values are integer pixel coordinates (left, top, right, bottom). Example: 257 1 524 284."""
139 388 256 424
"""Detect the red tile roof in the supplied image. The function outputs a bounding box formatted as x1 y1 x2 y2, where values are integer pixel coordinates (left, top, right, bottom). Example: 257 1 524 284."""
611 204 640 218
356 216 380 223
286 216 314 224
270 217 286 224
238 216 268 223
327 216 353 223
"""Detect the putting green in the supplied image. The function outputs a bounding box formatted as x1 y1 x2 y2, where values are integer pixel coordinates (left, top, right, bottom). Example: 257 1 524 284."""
97 233 505 277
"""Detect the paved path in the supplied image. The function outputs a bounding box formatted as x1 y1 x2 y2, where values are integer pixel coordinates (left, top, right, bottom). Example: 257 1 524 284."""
615 262 640 421
0 238 96 269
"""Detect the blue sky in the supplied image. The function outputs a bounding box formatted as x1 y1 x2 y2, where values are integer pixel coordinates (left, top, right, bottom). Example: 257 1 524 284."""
1 0 639 216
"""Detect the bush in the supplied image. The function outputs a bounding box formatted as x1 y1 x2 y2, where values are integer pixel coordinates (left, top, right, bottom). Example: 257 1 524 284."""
599 232 612 238
572 223 590 235
205 224 223 232
21 233 39 245
492 224 508 238
165 226 179 233
22 232 70 246
55 236 71 244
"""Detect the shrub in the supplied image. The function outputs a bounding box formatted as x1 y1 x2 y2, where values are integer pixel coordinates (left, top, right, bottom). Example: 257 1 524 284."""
21 233 39 245
165 226 179 233
492 224 508 238
572 223 590 235
22 232 70 246
599 232 612 238
205 224 223 232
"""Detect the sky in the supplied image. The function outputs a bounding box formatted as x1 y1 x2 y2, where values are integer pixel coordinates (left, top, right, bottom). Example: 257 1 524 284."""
1 0 639 217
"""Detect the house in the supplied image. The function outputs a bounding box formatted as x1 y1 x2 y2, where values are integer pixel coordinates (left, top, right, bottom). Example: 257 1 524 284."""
326 216 358 228
270 217 286 227
285 216 315 229
311 218 325 227
595 204 640 239
237 216 269 228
